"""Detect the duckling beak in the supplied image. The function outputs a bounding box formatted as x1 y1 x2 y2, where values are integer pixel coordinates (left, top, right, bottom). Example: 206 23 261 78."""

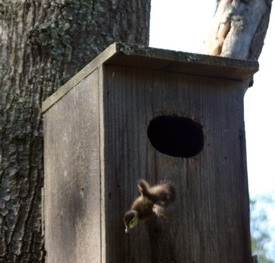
125 226 130 233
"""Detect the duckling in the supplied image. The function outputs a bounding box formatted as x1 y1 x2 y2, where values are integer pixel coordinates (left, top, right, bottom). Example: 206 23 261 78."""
123 179 175 233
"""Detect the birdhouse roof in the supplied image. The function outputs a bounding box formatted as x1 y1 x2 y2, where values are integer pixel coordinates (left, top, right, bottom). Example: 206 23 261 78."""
42 42 258 113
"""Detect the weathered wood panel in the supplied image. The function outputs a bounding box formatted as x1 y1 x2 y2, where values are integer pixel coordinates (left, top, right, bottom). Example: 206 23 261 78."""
43 43 256 263
44 69 101 263
102 65 251 263
42 42 258 113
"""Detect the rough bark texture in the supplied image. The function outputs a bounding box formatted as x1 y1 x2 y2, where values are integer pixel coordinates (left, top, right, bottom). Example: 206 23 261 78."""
204 0 272 60
0 1 150 262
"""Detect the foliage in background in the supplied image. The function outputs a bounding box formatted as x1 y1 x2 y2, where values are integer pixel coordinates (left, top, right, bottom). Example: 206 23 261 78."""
251 196 275 263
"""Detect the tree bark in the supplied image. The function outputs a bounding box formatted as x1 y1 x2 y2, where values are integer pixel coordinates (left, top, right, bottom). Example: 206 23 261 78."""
204 0 272 60
0 1 150 262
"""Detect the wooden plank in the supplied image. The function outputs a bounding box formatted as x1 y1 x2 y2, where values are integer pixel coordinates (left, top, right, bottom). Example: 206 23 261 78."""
98 65 107 263
105 43 258 81
42 43 117 114
44 69 101 263
102 64 251 262
42 42 258 113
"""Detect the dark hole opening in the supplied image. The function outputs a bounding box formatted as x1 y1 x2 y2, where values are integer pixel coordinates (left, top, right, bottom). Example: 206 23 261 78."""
147 115 204 158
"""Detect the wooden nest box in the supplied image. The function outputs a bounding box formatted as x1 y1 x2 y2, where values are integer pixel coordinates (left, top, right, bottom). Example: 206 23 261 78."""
42 42 258 263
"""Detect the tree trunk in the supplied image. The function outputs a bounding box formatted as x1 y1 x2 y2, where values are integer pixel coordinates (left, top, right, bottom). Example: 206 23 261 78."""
204 0 272 60
0 1 150 262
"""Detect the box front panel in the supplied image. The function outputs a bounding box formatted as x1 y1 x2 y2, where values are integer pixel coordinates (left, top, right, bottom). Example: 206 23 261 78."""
102 65 250 263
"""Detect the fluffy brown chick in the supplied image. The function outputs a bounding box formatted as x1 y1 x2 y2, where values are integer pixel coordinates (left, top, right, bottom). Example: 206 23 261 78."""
123 179 175 233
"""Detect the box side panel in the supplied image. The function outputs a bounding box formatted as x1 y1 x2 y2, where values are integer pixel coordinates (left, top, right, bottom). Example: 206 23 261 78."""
98 66 107 263
44 70 101 263
102 65 251 263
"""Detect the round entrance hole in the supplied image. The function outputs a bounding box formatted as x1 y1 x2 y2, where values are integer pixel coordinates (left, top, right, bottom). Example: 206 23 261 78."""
147 115 204 158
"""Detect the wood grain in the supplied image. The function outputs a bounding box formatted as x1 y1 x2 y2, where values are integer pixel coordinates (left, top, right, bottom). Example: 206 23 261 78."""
102 65 251 262
44 70 101 263
42 43 258 113
43 44 256 262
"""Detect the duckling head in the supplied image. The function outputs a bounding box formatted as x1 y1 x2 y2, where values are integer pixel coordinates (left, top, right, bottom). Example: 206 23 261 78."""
123 210 139 233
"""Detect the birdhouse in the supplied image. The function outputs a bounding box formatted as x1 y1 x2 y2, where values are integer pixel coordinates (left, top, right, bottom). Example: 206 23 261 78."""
42 43 258 263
